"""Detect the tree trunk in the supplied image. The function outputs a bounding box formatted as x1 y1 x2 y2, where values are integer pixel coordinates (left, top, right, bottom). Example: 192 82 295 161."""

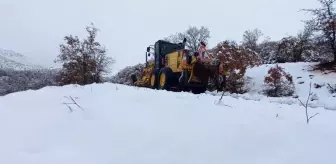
331 43 336 63
83 56 88 84
328 37 336 63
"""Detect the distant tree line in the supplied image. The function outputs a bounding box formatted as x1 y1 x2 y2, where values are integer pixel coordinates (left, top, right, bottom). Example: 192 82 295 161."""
0 68 58 96
163 0 336 64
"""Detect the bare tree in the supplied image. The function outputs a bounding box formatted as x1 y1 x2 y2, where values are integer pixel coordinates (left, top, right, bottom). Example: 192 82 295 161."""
297 82 319 124
241 28 263 52
301 0 336 63
55 23 115 85
164 32 181 44
164 26 210 51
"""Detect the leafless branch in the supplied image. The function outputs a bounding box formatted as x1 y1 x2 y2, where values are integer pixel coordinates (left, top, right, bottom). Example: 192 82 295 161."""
297 82 319 124
219 90 225 101
214 100 233 108
215 92 233 108
62 102 74 112
327 83 333 88
297 98 306 107
309 112 320 120
62 96 84 112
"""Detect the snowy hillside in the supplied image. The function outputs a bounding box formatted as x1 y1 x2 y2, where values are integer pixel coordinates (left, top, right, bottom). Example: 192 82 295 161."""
0 83 336 164
208 62 336 110
0 48 44 70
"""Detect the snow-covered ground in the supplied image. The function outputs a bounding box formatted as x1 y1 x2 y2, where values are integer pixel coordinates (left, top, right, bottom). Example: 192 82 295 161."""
208 62 336 110
0 82 336 164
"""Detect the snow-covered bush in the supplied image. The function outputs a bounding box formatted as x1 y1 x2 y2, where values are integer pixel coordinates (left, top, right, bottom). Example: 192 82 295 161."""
110 63 145 85
212 40 262 93
276 36 300 63
257 26 321 64
258 39 278 64
275 34 318 63
263 65 295 97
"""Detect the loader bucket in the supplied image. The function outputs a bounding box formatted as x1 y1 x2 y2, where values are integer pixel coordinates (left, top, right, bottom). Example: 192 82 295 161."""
189 61 214 84
188 60 225 91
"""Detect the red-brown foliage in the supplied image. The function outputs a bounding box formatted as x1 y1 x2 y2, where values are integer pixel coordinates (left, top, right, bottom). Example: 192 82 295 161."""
212 40 262 93
263 65 295 97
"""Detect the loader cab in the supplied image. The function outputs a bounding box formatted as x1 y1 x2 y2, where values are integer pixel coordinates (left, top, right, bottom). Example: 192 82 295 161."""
152 39 186 70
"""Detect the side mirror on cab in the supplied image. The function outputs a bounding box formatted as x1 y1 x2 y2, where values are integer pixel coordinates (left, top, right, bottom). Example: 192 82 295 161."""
146 47 150 52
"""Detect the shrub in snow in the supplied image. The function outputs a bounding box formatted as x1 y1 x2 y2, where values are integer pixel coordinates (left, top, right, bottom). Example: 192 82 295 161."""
327 83 336 94
263 65 295 97
110 63 145 85
313 83 324 89
276 36 301 63
212 40 262 93
224 71 251 94
275 30 317 63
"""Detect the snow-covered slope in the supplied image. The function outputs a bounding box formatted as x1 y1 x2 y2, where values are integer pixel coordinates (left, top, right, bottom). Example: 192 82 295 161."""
0 83 336 164
209 62 336 110
0 48 44 70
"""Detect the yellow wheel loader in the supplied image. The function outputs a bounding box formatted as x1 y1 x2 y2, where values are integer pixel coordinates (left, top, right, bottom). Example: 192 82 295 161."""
131 38 226 94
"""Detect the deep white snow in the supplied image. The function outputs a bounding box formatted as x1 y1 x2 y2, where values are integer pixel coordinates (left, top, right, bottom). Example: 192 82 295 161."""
0 81 336 164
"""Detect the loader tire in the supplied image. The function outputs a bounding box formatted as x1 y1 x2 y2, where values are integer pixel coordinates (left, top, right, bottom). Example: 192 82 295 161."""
150 69 159 89
158 67 173 90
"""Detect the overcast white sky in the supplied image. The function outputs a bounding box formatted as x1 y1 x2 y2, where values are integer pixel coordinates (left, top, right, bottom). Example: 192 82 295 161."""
0 0 319 73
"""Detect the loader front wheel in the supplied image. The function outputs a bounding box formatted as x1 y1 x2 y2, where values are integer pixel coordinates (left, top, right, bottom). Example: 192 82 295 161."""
158 67 173 90
150 74 156 87
159 73 166 87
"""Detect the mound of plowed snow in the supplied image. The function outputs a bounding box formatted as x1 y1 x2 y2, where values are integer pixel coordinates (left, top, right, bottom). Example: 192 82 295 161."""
0 83 335 164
